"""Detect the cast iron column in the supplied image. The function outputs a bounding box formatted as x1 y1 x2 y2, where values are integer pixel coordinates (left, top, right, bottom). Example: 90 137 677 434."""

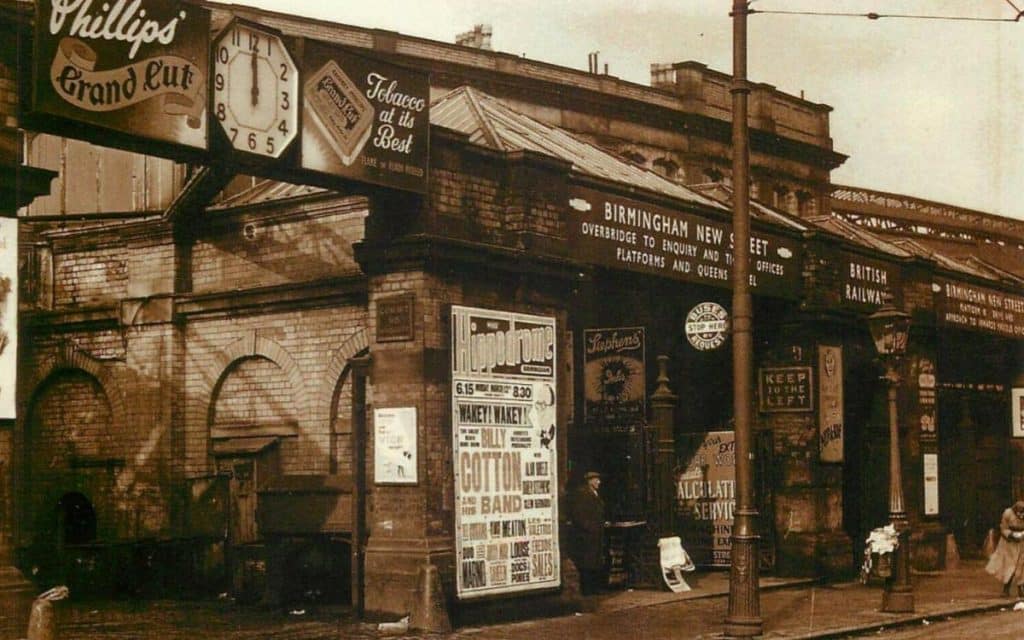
650 355 677 536
882 363 914 612
725 1 762 636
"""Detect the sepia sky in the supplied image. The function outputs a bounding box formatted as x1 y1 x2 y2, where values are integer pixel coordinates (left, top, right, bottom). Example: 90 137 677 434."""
213 1 1024 221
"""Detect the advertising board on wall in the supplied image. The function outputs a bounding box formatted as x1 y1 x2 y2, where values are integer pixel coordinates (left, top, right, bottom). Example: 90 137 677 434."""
567 186 802 299
0 219 16 420
934 278 1024 339
1013 388 1024 439
451 306 559 598
818 346 844 463
302 41 429 193
583 327 645 426
923 453 939 516
373 407 417 484
675 431 736 567
32 0 210 152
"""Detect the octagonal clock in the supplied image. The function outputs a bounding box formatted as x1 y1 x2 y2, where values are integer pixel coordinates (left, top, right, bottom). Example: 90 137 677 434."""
212 20 298 159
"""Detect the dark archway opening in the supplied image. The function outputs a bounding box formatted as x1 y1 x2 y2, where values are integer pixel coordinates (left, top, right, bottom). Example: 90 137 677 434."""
58 491 97 545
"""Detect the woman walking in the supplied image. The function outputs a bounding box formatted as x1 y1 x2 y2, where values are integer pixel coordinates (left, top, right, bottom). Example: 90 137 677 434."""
986 501 1024 597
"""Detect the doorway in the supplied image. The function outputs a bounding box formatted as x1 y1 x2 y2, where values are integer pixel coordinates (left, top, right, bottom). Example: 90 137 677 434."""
940 391 1010 555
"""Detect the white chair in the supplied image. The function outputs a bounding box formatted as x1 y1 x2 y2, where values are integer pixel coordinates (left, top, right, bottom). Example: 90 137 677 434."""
658 536 695 593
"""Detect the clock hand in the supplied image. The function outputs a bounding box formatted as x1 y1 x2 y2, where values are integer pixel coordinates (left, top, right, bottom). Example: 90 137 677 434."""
250 49 259 107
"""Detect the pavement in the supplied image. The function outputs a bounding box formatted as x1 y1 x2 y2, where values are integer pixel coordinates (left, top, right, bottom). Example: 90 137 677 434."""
0 559 1019 639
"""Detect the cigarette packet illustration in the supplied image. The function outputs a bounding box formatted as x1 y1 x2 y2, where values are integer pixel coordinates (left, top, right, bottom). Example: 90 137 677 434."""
305 60 374 166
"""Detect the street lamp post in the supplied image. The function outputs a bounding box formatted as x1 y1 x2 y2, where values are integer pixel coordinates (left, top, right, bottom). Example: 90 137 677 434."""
724 1 762 637
867 302 914 613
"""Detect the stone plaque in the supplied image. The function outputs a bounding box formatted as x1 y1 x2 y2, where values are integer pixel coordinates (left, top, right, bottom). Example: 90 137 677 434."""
376 293 415 342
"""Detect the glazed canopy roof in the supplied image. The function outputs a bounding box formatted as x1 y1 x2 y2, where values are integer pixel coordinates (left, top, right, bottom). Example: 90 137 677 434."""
431 86 806 232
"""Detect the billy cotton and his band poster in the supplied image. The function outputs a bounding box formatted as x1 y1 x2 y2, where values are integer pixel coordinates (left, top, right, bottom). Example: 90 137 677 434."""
451 306 560 598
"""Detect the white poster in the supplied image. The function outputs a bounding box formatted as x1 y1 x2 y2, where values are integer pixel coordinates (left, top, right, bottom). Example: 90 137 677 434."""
451 305 560 598
374 407 417 484
1013 388 1024 438
923 453 939 516
0 219 16 420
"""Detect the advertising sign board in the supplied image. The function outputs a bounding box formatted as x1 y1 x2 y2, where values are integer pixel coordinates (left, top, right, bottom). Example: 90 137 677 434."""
302 41 429 193
32 0 210 153
451 306 560 598
675 431 736 567
583 327 645 425
818 346 844 462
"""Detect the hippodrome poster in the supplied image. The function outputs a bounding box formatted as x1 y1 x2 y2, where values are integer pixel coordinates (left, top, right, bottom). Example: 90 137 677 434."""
451 305 560 598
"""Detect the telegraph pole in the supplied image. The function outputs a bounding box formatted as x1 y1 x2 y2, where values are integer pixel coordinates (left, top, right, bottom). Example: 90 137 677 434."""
724 1 762 636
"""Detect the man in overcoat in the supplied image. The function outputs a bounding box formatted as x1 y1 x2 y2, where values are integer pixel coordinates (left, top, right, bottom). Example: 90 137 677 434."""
567 471 607 595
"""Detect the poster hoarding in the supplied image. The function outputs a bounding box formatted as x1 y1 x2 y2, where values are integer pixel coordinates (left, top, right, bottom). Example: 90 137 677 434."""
0 219 15 419
583 327 645 426
451 306 560 598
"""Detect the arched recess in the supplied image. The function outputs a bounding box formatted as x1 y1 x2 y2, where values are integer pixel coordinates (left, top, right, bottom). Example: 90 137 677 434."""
197 332 309 447
20 341 127 433
320 329 369 475
23 367 117 547
652 157 680 182
621 150 646 166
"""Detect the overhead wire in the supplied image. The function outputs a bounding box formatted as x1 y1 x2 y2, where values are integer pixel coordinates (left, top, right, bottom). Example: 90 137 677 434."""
749 1 1024 23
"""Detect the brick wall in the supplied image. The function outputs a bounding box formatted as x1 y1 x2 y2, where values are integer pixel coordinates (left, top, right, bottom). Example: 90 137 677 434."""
191 205 366 293
181 305 368 479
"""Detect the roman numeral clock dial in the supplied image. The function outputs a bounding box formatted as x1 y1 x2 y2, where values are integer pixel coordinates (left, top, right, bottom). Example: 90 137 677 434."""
212 21 298 159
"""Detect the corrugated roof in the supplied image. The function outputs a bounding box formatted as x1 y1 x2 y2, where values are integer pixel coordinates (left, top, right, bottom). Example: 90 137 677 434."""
212 179 329 210
690 183 808 232
807 214 913 258
431 86 726 211
809 214 1024 284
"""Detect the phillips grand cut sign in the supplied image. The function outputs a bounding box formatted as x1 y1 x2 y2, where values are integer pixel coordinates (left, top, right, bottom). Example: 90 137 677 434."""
33 0 210 151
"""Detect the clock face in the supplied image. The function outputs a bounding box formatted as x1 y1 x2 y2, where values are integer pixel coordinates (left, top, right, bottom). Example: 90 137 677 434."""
212 23 299 159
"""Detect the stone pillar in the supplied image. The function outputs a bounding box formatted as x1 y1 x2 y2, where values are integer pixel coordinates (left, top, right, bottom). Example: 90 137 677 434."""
361 275 453 620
